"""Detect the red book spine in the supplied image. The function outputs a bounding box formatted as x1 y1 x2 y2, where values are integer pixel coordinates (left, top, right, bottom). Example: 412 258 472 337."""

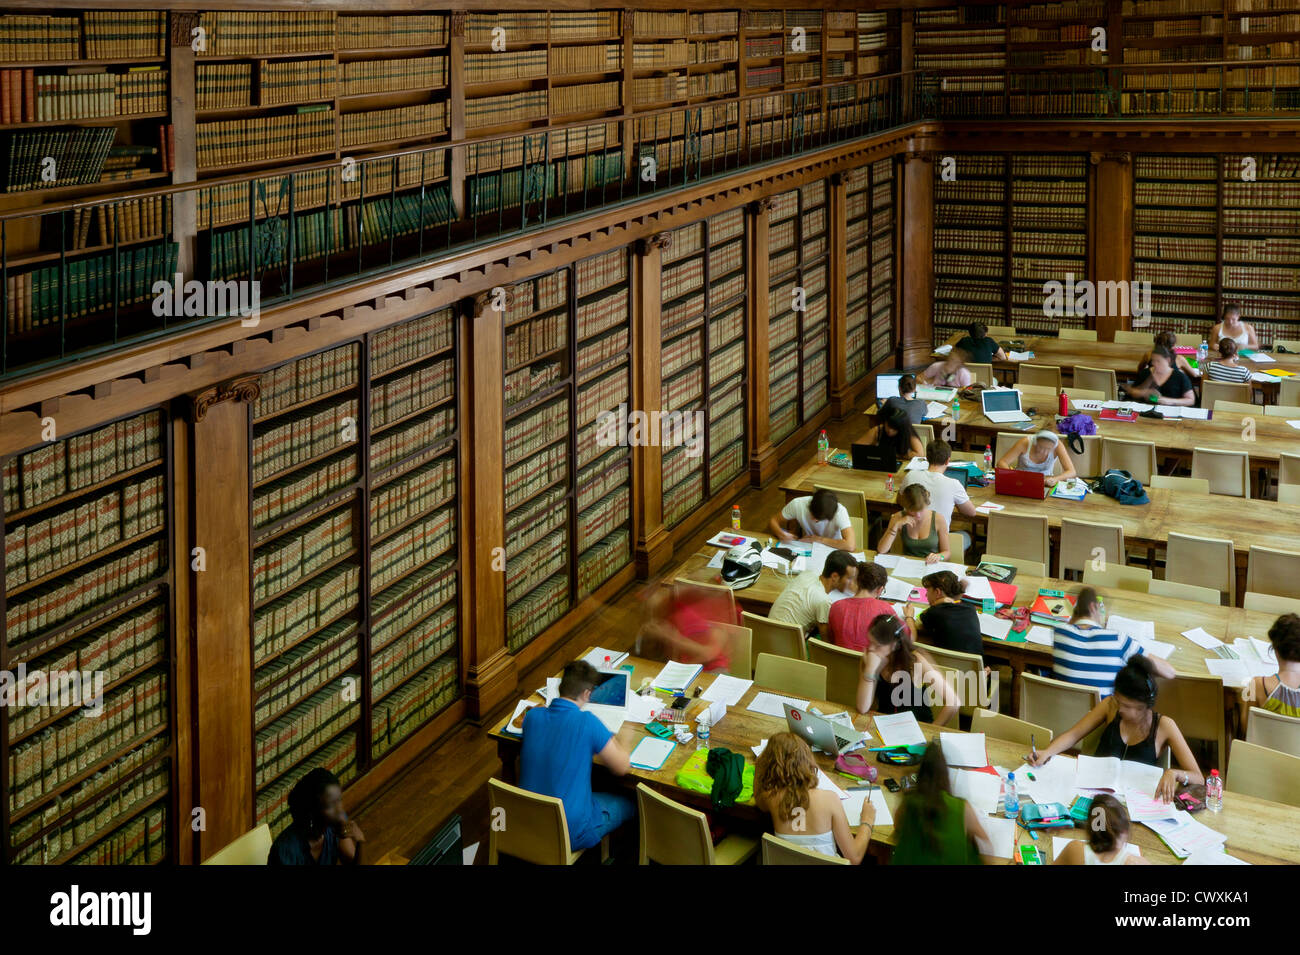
166 124 175 173
2 71 12 125
23 69 33 123
11 69 22 124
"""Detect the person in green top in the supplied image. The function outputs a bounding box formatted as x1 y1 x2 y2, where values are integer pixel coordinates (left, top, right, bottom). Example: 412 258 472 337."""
890 744 989 865
876 484 950 563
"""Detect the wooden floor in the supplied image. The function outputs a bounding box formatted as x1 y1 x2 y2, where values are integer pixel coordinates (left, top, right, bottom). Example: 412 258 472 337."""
353 393 877 864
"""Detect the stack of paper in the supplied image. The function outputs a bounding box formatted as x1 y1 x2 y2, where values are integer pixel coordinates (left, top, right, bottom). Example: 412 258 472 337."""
917 386 957 403
1183 848 1250 865
1075 755 1164 794
882 577 916 602
583 647 629 669
1122 789 1180 823
707 532 760 548
1243 350 1275 363
873 554 901 570
1143 815 1228 859
1024 625 1055 647
747 691 809 718
974 815 1017 859
939 732 988 768
1181 627 1224 650
962 575 996 603
978 613 1014 640
650 661 704 693
924 401 951 420
873 711 926 746
1007 350 1035 362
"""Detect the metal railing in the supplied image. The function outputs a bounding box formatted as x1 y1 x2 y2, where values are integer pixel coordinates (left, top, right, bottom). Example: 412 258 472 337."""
0 73 907 380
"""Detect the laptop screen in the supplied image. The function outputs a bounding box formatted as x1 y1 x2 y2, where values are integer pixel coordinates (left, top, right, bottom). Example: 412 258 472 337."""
982 390 1022 414
589 670 629 707
876 375 902 400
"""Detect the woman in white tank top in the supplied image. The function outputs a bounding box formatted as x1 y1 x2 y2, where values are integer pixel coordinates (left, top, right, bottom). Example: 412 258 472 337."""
1209 306 1258 351
1054 795 1150 866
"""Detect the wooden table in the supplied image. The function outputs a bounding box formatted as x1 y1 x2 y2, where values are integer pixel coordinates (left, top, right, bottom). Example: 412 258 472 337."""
938 334 1300 401
491 652 1300 865
782 452 1300 605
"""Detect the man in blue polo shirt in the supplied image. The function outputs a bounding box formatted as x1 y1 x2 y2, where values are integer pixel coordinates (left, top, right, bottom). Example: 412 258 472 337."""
519 660 634 852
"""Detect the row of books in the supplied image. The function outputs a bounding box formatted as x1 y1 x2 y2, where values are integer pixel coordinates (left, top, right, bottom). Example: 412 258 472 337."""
8 669 166 816
370 406 455 476
256 735 355 837
370 655 458 757
505 397 568 467
253 561 358 665
5 241 177 334
7 599 167 740
371 307 455 376
372 605 456 700
577 528 630 599
370 453 455 540
371 506 454 595
255 344 358 420
68 805 166 865
505 358 563 409
370 358 454 429
343 100 448 150
506 526 569 604
254 620 357 729
502 269 572 322
342 55 447 97
0 12 160 62
10 751 168 864
6 473 164 590
253 455 357 535
196 11 337 57
253 509 352 606
465 49 545 84
3 410 162 514
551 80 621 116
0 67 165 122
252 398 359 486
340 15 448 50
465 12 548 44
506 570 568 651
255 684 358 790
260 58 337 107
196 107 334 169
3 125 115 192
370 556 456 654
57 194 171 252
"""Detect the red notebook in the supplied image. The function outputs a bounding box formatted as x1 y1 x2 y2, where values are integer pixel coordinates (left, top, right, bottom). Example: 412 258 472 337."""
1099 408 1138 422
1030 593 1076 620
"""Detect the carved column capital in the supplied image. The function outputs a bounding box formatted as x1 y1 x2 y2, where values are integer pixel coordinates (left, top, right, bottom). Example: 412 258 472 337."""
638 232 671 255
170 11 199 48
450 11 466 38
901 150 936 165
748 196 776 216
473 284 516 316
191 375 261 422
1090 150 1132 166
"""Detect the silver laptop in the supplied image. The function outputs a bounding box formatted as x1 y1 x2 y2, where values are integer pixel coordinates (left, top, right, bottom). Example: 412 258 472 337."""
783 703 866 756
980 388 1031 424
876 374 902 401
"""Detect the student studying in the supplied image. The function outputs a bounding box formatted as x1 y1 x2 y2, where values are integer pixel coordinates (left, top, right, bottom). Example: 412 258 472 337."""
890 744 989 865
1122 346 1197 407
1051 588 1176 693
1242 613 1300 727
768 550 859 637
856 614 958 725
827 560 907 652
877 484 951 563
863 406 926 461
881 373 928 424
921 345 975 389
1205 337 1254 384
770 487 857 551
1208 304 1259 352
1053 795 1149 866
995 430 1076 488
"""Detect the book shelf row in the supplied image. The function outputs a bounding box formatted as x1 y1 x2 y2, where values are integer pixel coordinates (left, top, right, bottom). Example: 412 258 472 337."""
846 157 897 384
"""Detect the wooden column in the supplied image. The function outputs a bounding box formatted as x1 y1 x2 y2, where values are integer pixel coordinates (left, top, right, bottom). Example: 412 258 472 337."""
898 152 935 368
187 376 258 861
464 292 517 719
168 13 198 276
448 12 467 219
1090 151 1134 342
828 171 852 418
746 196 778 487
632 233 674 577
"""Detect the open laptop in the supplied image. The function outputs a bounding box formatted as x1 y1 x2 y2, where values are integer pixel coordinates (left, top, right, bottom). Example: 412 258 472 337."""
851 442 898 473
994 467 1048 500
783 703 867 756
875 374 903 401
980 388 1031 424
584 669 631 732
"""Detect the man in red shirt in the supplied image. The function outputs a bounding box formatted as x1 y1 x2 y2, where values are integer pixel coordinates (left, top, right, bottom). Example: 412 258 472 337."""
634 583 733 671
825 561 912 653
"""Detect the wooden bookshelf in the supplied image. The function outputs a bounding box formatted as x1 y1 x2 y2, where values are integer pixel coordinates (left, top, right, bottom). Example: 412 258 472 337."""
767 177 830 447
932 152 1008 342
2 408 174 865
845 156 896 383
1009 154 1089 332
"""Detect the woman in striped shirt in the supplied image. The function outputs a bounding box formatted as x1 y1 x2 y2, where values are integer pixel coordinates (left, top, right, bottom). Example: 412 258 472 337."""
1205 337 1253 384
1049 588 1175 695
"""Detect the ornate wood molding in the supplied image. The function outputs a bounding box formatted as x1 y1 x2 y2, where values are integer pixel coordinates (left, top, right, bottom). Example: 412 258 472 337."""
638 232 671 255
170 11 200 48
901 150 937 165
748 196 776 216
1090 150 1132 166
473 283 516 316
450 11 466 38
190 375 261 422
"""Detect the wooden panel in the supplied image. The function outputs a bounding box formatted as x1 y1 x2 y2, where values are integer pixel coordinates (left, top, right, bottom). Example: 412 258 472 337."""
898 151 934 366
746 197 776 486
1091 151 1134 341
632 234 672 576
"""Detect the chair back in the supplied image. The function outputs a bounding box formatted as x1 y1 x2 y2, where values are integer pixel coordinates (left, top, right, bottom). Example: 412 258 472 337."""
1082 563 1151 592
1280 483 1300 506
203 824 273 865
1213 400 1257 415
1263 404 1300 418
970 708 1053 748
717 623 753 680
1280 376 1300 407
1073 365 1116 400
1068 434 1103 480
488 778 576 865
1150 475 1210 494
761 832 850 865
987 325 1017 338
1166 531 1235 605
1099 436 1156 484
1018 363 1062 389
985 511 1050 566
1225 740 1300 807
916 642 997 717
1155 674 1227 771
1200 379 1252 409
742 611 806 662
1058 328 1098 342
807 637 863 709
636 783 715 865
1191 446 1250 498
1148 578 1221 605
754 653 827 699
672 577 738 623
968 362 995 387
1246 544 1300 600
1019 672 1101 738
1279 453 1300 487
1246 707 1300 759
1243 591 1300 615
814 484 869 521
913 422 935 448
1112 330 1153 345
1058 518 1124 579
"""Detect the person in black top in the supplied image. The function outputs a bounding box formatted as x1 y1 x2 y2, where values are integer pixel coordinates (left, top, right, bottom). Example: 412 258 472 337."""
863 407 925 460
1122 346 1196 407
1026 657 1204 802
267 768 364 865
954 322 1006 365
910 571 982 657
855 613 959 725
882 374 928 425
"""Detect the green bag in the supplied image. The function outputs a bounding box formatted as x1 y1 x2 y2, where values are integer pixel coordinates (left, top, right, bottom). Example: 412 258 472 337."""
674 747 756 805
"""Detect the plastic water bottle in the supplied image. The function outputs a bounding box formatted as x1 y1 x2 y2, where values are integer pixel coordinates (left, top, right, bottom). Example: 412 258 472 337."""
817 430 830 464
885 473 895 493
1004 772 1020 818
951 397 961 421
1206 769 1223 812
697 710 711 751
983 444 993 470
1198 340 1209 365
731 505 741 531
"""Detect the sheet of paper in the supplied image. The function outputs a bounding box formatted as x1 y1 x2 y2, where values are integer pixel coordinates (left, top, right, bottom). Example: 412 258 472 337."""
940 732 988 768
746 691 809 719
873 711 926 746
828 588 852 604
882 576 916 602
752 739 767 758
1245 351 1275 363
1015 756 1077 806
583 647 629 669
1182 627 1224 650
974 815 1017 859
1007 350 1034 362
1166 816 1229 855
816 768 850 799
544 677 560 702
975 502 1006 514
1204 658 1250 688
924 401 951 420
1109 615 1156 644
1247 636 1278 666
904 456 930 471
1288 419 1300 431
841 786 895 828
1180 406 1211 419
707 532 760 548
1251 371 1278 384
978 613 1013 640
928 561 969 577
963 575 996 602
701 675 753 706
1123 789 1180 822
629 736 676 770
625 691 660 725
1183 848 1250 865
950 768 1003 815
706 551 725 569
1025 625 1055 647
650 660 703 692
701 698 727 728
1051 835 1141 862
1137 638 1175 660
502 698 539 735
891 557 931 579
872 553 901 570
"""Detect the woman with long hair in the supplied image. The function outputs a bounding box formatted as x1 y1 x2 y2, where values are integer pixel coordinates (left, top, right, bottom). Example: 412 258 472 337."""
890 744 988 865
863 406 925 460
753 732 875 863
855 613 958 725
1054 795 1149 865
